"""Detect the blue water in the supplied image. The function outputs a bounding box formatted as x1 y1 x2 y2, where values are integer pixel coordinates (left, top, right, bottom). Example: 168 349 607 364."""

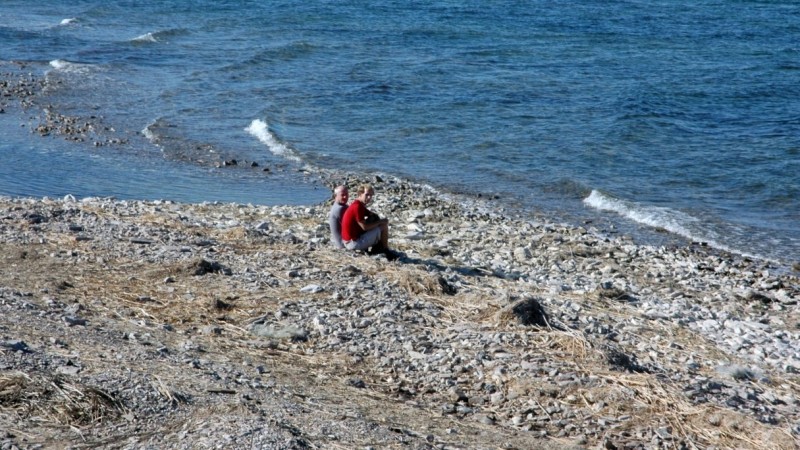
1 0 798 264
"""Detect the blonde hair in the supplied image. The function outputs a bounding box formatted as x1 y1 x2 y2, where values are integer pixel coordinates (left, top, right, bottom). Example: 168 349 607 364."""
357 184 373 195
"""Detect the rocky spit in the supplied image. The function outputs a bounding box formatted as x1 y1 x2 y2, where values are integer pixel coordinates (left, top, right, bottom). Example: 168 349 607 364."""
0 173 799 450
0 64 123 148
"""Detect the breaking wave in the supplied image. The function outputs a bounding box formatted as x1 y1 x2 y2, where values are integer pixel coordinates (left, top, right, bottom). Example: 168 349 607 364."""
583 189 762 259
132 32 158 43
131 28 188 43
141 120 160 146
245 119 301 162
48 59 92 74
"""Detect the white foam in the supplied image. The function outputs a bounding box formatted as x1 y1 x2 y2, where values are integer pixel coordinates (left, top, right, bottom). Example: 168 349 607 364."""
48 59 91 74
583 189 756 258
141 122 158 145
49 59 69 70
132 32 158 43
584 190 692 234
59 18 78 26
245 119 301 162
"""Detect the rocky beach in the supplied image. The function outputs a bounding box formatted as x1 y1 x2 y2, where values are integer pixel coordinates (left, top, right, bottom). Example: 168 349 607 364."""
1 174 799 449
2 63 800 450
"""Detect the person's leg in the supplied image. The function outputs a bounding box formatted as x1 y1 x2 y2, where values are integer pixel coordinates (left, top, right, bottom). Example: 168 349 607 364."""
349 227 381 252
379 222 389 250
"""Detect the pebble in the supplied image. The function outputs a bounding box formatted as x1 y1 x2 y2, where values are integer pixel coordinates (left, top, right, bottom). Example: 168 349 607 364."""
300 284 324 294
62 316 87 327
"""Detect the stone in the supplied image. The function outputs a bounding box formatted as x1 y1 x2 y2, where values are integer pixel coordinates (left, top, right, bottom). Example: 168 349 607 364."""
513 247 531 261
56 365 81 376
447 387 467 403
509 298 551 327
489 392 505 405
477 415 495 425
300 284 324 294
716 364 754 381
63 316 87 327
1 340 31 353
193 259 232 276
348 378 366 389
249 324 308 342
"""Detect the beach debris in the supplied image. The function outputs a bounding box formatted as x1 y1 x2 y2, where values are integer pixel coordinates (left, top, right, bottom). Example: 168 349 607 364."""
191 258 231 276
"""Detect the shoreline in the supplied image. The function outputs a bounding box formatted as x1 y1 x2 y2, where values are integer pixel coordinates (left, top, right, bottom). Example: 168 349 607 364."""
2 61 797 271
1 174 799 448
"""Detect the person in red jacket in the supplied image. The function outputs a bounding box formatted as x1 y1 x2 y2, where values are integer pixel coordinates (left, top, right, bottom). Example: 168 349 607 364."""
340 184 391 254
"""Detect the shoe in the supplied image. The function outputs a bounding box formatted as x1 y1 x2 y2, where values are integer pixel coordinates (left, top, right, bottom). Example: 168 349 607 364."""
367 244 386 255
384 249 401 261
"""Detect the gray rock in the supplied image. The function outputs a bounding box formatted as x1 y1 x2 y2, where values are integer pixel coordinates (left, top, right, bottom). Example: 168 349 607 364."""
1 340 31 353
63 316 87 327
300 284 324 294
249 324 308 342
56 365 81 376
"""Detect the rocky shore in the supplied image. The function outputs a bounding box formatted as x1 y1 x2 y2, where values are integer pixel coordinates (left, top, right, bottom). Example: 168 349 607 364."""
1 173 799 449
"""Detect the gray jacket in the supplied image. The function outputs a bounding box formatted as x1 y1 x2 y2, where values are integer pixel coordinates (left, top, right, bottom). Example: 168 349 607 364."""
328 202 347 249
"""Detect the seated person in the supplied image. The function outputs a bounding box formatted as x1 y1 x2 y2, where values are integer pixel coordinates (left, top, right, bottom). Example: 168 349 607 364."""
327 185 349 249
340 184 393 256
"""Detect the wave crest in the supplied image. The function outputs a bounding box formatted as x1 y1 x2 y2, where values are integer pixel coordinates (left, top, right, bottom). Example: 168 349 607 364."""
132 32 158 43
586 189 685 225
48 59 92 74
141 120 161 146
245 119 301 162
131 28 188 43
584 189 727 249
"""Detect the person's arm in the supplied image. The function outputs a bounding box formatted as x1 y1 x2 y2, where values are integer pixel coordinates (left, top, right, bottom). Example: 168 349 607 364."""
364 211 380 224
357 207 387 231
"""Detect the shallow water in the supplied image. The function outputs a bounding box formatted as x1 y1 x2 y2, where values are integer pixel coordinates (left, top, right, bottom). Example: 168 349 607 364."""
0 109 327 204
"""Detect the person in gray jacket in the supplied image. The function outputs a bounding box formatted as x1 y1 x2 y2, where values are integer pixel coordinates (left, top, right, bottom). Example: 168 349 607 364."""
328 185 349 248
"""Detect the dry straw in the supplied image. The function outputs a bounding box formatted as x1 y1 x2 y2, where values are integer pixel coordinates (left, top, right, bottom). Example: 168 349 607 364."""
0 371 125 428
